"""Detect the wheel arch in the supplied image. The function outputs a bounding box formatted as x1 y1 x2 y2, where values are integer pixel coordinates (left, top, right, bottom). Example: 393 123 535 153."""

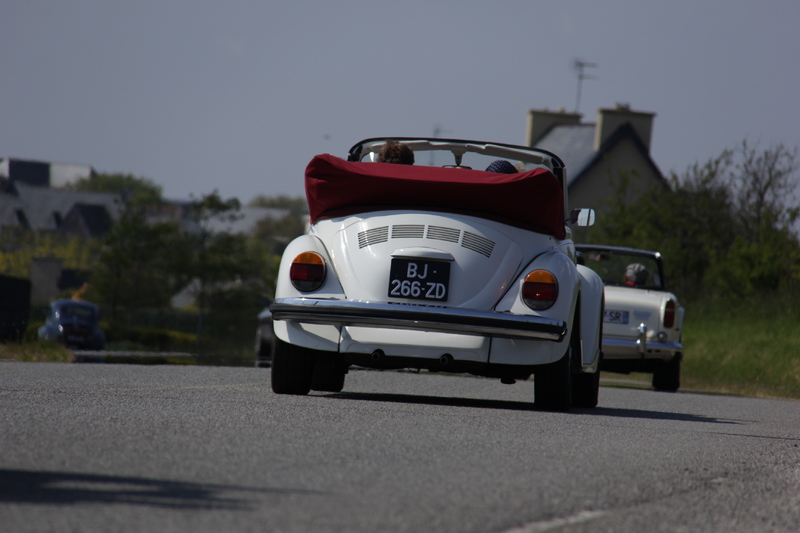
577 263 604 371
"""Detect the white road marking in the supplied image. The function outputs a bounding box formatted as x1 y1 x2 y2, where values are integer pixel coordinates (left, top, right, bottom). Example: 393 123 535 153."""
501 510 607 533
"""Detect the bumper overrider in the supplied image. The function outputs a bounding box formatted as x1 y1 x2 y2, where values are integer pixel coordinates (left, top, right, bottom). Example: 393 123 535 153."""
270 298 567 341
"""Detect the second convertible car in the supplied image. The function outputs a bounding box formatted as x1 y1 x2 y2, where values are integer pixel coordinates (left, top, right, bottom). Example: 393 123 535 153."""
269 137 605 410
576 245 685 392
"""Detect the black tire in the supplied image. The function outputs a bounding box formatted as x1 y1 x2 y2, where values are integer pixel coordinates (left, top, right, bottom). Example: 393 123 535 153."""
535 350 572 411
311 361 346 393
271 338 315 395
652 355 681 392
572 361 600 408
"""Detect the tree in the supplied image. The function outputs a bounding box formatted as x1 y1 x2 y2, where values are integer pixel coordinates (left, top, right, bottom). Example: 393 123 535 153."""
588 142 800 302
64 172 164 206
86 207 182 317
729 141 799 244
0 227 98 279
180 191 269 339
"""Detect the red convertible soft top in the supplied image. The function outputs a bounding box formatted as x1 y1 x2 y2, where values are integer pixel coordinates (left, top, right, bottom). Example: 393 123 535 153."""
305 154 566 240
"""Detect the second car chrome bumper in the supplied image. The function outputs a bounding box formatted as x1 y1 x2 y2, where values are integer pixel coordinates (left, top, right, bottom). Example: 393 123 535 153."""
270 298 567 342
602 337 684 360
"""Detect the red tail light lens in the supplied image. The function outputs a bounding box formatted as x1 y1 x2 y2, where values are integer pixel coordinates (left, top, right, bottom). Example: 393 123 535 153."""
664 299 676 328
522 270 558 310
290 252 326 292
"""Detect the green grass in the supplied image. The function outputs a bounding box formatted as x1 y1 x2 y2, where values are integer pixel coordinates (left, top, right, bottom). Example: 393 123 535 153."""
602 301 800 400
0 340 75 363
680 305 800 399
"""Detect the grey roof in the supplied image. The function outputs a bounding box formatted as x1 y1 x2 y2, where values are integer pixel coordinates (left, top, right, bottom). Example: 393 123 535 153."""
0 181 121 231
62 204 113 237
533 123 666 189
532 124 597 186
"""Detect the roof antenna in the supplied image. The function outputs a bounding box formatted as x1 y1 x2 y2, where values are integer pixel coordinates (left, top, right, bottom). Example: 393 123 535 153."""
572 59 597 113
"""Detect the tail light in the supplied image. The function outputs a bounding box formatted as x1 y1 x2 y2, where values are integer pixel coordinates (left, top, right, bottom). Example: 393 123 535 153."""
290 252 326 292
522 270 558 310
664 299 676 328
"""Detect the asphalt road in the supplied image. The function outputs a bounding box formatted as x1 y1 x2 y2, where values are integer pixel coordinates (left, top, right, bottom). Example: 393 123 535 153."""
1 363 799 533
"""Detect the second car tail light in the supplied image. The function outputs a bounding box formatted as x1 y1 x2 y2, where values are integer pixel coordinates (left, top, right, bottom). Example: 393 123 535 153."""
664 299 676 328
290 252 326 292
522 270 558 310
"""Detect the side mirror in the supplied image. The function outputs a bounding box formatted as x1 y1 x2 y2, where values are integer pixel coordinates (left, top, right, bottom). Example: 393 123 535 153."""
569 208 596 227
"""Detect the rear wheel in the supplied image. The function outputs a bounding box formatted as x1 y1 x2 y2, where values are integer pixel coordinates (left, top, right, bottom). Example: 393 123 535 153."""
535 350 572 411
271 338 315 395
652 355 681 392
311 357 347 393
572 358 600 408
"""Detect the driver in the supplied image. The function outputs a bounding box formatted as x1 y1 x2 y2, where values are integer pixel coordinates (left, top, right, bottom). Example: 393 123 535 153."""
378 140 415 165
625 263 649 286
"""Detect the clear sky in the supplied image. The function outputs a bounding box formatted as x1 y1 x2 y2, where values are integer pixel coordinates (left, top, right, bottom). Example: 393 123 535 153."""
2 1 798 204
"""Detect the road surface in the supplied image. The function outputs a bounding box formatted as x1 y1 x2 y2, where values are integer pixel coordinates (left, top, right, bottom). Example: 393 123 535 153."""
1 363 798 532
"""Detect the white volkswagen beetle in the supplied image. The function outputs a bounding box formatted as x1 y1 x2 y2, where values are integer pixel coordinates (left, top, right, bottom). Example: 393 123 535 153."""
575 245 685 392
270 137 604 410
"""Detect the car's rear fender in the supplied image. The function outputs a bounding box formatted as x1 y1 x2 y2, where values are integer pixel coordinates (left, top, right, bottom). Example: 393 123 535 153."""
577 263 604 371
273 234 343 351
490 251 579 366
274 234 345 299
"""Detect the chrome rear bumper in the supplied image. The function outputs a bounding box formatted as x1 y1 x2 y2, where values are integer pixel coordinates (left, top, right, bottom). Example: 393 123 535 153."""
270 298 567 342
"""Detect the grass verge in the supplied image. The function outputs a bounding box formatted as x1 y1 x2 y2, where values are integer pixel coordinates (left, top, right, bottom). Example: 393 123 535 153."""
0 341 75 363
680 305 800 400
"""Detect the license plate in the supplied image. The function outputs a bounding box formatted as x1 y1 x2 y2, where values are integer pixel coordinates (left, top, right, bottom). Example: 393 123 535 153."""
604 310 629 324
388 259 450 302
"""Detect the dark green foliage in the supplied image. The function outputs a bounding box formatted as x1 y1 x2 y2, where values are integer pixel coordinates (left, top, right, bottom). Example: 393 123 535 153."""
85 207 182 313
587 142 800 303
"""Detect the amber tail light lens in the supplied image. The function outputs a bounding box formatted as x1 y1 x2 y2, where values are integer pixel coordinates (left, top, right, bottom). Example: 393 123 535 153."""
664 299 676 328
522 270 558 310
290 252 326 292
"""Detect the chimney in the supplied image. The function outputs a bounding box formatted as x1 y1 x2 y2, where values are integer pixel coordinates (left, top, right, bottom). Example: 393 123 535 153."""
526 108 582 146
594 103 656 152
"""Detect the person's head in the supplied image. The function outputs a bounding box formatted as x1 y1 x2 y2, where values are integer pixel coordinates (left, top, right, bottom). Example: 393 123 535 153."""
625 263 649 286
485 160 518 174
377 140 415 165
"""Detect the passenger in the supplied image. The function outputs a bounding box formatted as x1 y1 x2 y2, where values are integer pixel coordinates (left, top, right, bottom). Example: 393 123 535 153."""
624 263 649 287
485 160 518 174
378 140 415 165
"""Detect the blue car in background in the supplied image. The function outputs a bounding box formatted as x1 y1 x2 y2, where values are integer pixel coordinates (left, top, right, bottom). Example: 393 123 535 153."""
38 299 106 350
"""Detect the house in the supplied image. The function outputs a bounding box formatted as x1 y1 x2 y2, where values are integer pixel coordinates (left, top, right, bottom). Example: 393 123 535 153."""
526 104 668 214
0 157 121 238
0 158 93 188
0 180 121 238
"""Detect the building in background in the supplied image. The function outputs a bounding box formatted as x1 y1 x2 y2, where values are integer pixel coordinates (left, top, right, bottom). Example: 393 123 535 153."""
526 104 668 214
0 158 121 239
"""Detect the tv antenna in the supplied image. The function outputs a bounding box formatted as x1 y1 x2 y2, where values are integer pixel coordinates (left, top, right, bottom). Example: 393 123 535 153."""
573 59 597 113
430 124 450 165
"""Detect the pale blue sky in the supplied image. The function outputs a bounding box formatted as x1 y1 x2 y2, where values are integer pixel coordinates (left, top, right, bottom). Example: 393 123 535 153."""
2 1 798 203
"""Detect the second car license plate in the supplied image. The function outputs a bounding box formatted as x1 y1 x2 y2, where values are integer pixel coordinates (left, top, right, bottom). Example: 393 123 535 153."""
388 258 450 302
604 310 629 324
